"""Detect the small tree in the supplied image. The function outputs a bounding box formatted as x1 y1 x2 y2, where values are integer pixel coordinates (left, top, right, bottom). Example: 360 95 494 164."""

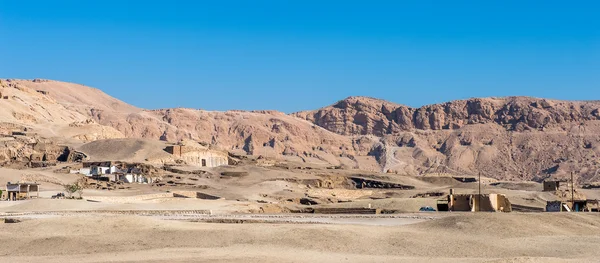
64 183 83 199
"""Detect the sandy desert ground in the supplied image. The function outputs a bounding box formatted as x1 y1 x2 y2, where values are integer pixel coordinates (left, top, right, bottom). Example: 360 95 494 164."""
0 208 599 263
0 161 599 263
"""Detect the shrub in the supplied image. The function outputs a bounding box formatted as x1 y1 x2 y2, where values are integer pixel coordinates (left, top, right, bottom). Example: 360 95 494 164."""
63 183 83 199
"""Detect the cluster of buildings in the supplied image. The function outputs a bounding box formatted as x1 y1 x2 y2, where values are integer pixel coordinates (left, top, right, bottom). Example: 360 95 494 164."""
434 179 599 213
543 179 599 212
64 143 229 185
72 161 154 184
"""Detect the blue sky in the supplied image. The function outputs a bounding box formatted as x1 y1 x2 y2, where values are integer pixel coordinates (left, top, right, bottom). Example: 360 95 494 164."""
0 1 598 112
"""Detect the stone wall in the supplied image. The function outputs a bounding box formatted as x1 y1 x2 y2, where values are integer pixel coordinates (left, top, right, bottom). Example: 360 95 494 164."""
165 145 228 167
489 194 512 212
180 150 228 167
450 194 472 211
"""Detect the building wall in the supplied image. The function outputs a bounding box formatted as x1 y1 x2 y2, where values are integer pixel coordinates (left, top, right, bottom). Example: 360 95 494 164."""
5 184 38 199
118 174 153 184
123 174 134 183
546 201 562 212
450 193 512 212
165 145 228 167
450 195 472 211
488 194 512 212
165 145 182 156
90 166 116 175
543 181 559 192
497 194 512 212
471 195 495 212
180 150 228 167
79 168 91 176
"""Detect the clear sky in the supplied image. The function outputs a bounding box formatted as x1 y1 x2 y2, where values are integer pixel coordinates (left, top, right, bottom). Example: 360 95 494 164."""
0 1 598 112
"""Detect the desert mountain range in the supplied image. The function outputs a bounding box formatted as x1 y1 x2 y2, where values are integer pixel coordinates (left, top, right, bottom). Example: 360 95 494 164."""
1 79 600 183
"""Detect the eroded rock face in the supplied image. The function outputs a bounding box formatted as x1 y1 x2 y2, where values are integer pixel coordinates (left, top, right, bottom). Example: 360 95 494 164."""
294 96 600 134
293 97 600 183
0 134 75 167
4 80 600 183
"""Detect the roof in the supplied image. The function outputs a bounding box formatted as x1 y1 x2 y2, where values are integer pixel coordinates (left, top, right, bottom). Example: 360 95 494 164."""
83 161 113 167
7 182 40 186
544 179 568 183
548 199 598 203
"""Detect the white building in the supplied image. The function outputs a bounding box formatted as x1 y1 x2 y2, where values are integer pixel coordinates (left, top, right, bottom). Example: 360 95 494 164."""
80 162 118 177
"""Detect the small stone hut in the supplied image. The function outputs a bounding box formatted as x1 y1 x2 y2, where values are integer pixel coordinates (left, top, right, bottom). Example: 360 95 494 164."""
5 182 39 201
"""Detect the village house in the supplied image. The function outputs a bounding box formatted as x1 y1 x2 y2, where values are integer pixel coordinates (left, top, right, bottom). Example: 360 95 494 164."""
543 179 568 192
111 167 154 184
437 189 512 212
80 161 118 177
4 182 39 201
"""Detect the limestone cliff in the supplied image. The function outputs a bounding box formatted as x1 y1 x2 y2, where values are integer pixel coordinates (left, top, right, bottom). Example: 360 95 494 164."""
293 96 600 135
3 79 600 183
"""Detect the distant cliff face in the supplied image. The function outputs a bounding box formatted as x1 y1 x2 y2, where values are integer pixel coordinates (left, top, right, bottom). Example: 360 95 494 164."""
3 79 600 183
293 96 600 183
293 96 600 135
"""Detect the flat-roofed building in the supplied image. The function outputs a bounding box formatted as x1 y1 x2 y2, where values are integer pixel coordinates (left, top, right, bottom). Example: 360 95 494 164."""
5 182 39 201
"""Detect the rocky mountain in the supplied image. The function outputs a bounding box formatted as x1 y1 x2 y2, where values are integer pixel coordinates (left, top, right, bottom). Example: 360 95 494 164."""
294 96 600 182
293 96 600 135
2 79 600 183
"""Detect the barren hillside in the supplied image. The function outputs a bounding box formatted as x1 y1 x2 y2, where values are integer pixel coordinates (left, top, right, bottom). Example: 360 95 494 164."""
0 79 363 169
2 79 600 183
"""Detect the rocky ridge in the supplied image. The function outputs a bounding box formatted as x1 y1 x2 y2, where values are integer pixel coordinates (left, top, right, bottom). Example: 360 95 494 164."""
2 79 600 183
293 96 600 135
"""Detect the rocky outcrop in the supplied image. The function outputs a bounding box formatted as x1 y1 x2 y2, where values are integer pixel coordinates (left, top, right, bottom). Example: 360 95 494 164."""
294 96 600 135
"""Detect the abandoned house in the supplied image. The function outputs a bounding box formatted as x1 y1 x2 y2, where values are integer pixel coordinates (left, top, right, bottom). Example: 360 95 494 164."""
4 182 39 201
543 180 568 192
437 189 512 212
165 145 228 167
